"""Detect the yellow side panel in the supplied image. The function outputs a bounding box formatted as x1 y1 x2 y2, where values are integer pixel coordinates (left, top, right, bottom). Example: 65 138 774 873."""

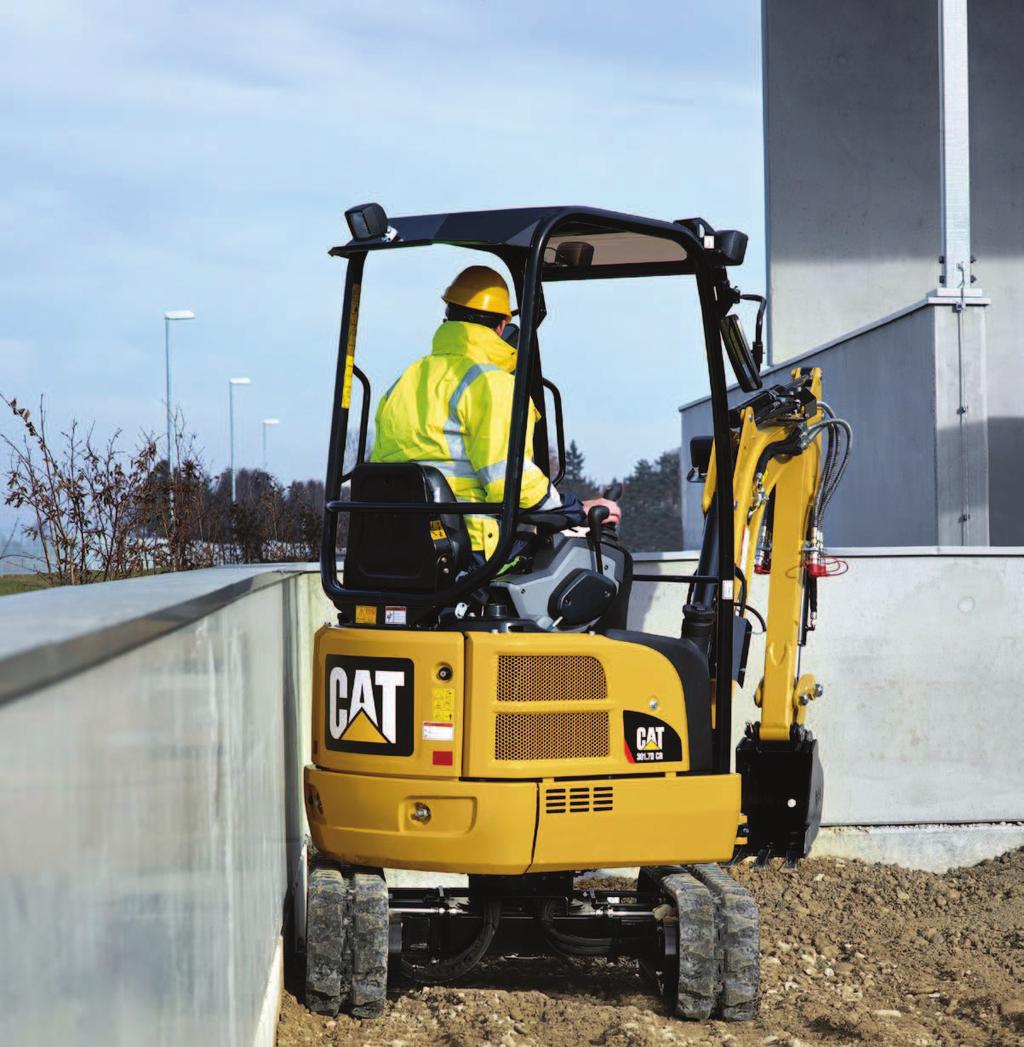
531 773 742 871
463 632 692 779
312 626 465 779
305 767 538 875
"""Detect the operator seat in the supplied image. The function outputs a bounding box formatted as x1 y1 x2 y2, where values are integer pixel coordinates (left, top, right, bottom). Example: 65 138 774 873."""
344 463 472 592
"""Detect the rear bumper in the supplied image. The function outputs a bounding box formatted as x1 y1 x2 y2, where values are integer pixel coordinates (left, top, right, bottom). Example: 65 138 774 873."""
306 766 742 875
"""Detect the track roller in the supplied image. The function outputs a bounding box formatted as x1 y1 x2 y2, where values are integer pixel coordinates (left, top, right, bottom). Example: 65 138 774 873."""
640 863 760 1021
305 863 388 1018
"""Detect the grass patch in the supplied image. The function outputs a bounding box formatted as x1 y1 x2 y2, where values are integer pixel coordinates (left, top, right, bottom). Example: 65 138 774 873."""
0 574 50 597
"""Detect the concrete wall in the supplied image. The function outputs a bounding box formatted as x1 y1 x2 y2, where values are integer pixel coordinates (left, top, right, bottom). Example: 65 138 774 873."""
0 567 320 1047
630 549 1024 852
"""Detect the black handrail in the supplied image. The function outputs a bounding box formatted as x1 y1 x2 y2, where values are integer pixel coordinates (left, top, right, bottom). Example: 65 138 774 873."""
340 364 372 484
632 574 719 584
325 499 503 515
542 377 566 486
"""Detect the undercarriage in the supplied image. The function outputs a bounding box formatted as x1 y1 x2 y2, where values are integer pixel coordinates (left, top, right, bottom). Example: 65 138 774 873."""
305 861 759 1021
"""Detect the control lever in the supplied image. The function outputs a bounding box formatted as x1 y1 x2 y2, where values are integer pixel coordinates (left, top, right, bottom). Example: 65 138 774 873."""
587 504 610 574
600 482 623 539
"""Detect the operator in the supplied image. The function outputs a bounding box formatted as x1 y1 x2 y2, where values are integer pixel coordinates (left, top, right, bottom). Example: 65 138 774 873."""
370 265 621 561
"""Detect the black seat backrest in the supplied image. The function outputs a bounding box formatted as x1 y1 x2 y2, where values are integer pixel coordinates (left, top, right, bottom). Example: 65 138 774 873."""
343 463 472 593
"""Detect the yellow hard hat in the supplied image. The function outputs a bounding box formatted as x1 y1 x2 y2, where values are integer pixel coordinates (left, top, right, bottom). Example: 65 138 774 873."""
442 266 512 319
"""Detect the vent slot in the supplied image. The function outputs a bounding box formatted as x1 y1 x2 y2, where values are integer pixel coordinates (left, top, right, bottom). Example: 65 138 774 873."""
495 711 609 761
544 783 615 814
497 655 608 702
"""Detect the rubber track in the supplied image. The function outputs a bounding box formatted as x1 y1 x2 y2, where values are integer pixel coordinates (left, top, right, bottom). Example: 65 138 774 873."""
656 869 717 1020
305 866 350 1016
349 871 389 1018
686 863 760 1020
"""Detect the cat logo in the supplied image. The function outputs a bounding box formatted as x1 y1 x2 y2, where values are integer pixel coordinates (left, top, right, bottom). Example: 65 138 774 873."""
324 655 414 756
637 725 665 753
623 710 682 764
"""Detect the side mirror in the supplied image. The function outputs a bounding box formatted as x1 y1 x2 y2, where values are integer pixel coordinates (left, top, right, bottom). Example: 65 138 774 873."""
720 315 763 392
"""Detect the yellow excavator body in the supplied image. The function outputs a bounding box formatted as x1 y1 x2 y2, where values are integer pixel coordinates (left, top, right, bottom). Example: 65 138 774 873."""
305 625 742 874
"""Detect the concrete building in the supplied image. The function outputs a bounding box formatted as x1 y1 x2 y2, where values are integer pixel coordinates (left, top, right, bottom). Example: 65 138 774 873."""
681 0 1023 548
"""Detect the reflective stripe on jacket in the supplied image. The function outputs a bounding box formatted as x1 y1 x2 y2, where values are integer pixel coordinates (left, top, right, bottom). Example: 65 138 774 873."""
370 320 561 556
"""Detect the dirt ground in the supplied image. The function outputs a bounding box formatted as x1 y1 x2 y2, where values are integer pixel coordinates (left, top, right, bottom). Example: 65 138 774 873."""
277 849 1024 1047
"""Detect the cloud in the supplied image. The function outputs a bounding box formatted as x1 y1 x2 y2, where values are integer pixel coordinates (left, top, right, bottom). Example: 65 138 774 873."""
0 0 765 482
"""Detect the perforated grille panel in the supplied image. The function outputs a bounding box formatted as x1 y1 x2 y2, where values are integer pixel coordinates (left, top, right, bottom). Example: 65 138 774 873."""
495 711 609 761
545 784 614 814
496 655 607 702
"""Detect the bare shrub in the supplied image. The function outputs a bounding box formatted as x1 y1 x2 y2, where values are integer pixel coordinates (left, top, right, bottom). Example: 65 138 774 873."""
2 396 163 584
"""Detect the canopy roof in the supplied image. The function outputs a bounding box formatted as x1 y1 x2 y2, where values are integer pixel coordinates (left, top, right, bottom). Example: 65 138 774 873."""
328 205 730 281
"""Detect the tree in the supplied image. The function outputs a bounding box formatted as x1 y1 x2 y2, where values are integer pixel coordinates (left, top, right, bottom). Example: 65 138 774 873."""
564 439 587 485
559 438 600 500
619 448 683 552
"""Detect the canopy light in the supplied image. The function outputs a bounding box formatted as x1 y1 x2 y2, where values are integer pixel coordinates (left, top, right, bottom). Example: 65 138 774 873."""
164 310 195 321
263 418 280 425
345 202 389 241
230 377 251 386
713 230 748 266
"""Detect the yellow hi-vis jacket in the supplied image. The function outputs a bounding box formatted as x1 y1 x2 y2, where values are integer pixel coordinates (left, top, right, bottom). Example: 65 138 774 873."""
370 320 562 557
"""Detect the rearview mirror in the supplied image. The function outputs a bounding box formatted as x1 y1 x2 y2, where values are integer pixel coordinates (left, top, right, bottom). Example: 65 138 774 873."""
720 315 763 392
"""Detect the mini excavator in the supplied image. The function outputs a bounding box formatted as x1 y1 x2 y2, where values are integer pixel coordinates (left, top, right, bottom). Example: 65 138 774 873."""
302 204 851 1020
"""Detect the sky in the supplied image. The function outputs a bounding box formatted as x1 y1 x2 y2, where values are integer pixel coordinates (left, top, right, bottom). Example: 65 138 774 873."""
0 0 765 514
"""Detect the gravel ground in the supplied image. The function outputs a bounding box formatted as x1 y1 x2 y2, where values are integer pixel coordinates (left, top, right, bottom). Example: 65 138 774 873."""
277 849 1024 1047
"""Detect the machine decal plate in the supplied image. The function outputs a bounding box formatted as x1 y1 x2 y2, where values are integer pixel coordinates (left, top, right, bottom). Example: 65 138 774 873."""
623 710 682 764
325 655 414 756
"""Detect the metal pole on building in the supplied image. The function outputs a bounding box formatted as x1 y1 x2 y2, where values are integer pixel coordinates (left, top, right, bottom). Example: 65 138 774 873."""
261 418 280 472
229 377 251 503
938 0 973 294
163 310 195 474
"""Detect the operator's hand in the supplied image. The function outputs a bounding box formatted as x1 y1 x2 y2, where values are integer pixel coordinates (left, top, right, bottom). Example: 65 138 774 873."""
583 498 622 526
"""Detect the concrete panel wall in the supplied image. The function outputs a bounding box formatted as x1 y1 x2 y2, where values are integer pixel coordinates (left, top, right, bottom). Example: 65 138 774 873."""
630 549 1024 827
763 0 941 357
0 567 312 1047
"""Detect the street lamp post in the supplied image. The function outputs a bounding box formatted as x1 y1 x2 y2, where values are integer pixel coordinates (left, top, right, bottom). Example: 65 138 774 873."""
262 418 280 472
163 310 195 474
228 377 251 503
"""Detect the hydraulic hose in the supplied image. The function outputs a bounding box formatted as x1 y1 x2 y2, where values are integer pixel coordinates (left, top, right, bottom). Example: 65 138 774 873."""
399 900 502 984
537 899 648 958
